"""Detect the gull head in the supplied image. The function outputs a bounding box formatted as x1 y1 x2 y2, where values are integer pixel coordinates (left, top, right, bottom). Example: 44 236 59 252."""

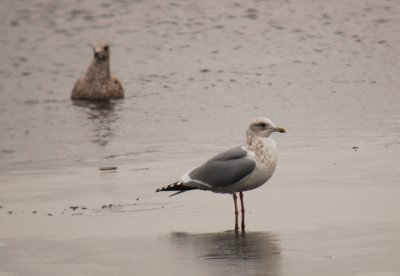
247 117 286 138
92 42 110 61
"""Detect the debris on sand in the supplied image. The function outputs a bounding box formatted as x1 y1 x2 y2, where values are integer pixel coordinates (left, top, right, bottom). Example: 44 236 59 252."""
101 204 114 209
99 166 118 171
70 206 79 211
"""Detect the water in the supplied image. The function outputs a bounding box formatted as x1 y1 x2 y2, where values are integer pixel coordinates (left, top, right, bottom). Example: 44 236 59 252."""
1 0 400 275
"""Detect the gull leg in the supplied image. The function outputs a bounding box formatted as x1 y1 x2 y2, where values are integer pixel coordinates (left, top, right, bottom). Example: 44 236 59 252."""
239 192 245 232
233 193 239 232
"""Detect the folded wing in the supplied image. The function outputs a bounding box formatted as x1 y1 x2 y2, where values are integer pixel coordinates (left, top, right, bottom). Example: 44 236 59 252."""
188 146 256 189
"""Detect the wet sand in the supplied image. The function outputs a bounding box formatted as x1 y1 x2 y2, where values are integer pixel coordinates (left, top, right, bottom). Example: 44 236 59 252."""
1 0 400 275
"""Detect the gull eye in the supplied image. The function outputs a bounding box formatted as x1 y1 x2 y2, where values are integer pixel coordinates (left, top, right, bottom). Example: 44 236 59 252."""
258 122 267 128
104 45 109 51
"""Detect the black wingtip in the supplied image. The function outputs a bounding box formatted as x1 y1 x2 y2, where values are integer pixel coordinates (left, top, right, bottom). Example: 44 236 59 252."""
156 181 198 195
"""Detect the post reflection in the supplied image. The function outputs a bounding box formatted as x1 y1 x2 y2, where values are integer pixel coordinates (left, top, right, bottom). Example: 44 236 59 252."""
170 231 281 275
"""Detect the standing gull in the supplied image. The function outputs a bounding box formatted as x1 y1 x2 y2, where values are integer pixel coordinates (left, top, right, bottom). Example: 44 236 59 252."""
156 117 286 232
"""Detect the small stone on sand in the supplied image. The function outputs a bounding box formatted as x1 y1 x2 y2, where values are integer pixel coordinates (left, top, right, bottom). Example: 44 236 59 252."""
99 166 118 171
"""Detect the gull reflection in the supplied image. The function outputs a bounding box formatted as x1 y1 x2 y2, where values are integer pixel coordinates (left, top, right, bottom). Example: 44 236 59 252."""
72 100 120 146
170 231 281 275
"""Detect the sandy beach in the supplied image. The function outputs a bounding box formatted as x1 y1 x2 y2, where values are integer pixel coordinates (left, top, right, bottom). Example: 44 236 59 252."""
1 0 400 275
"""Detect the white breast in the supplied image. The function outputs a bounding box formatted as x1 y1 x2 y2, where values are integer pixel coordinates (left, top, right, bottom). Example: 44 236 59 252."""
229 137 278 193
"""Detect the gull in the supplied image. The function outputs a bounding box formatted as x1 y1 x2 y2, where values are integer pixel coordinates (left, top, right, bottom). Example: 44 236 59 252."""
156 117 286 232
71 42 124 100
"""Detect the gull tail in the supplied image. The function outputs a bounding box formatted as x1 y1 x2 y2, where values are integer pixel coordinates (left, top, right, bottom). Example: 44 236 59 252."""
156 181 197 197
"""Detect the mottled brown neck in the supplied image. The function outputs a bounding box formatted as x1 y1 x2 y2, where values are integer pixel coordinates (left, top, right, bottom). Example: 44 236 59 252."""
86 58 111 82
247 130 258 145
246 131 264 149
246 131 276 165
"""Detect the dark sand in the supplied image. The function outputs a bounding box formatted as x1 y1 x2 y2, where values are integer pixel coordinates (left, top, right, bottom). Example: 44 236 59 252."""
1 0 400 275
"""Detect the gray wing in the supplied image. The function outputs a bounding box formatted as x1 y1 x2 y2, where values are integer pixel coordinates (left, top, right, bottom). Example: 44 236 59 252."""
188 146 256 188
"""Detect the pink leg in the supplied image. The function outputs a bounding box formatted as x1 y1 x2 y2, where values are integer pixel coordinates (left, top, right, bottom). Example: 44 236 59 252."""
239 192 245 231
233 193 239 232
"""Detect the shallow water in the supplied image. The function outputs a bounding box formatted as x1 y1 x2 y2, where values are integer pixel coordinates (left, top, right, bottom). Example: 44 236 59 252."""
1 0 400 275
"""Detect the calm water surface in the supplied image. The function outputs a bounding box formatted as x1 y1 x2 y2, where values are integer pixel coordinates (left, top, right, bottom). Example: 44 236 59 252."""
1 0 400 275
